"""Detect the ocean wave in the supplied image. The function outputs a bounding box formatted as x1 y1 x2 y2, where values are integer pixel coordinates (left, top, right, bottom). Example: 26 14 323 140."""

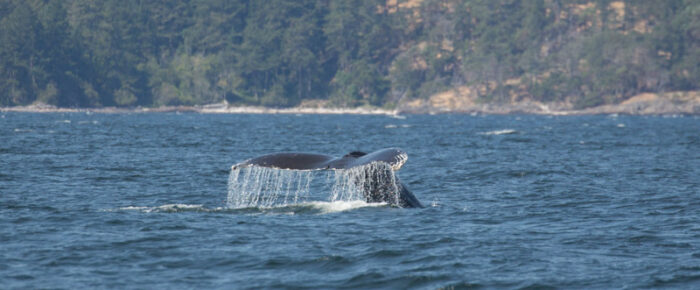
385 124 412 129
479 129 518 135
111 204 209 213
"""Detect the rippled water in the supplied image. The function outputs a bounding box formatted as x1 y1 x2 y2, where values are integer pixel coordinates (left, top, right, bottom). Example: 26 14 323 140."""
1 112 699 288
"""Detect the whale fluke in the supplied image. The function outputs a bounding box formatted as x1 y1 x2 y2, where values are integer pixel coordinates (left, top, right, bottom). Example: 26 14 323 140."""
232 148 408 171
232 148 422 208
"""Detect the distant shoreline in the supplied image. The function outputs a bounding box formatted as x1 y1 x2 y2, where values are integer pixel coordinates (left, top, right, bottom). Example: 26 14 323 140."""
2 99 699 116
0 103 400 115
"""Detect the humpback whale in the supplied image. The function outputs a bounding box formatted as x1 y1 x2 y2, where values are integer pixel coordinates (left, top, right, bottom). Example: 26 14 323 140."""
232 148 422 208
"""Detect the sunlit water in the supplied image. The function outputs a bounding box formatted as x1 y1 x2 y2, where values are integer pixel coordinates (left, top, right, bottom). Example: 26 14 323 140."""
1 112 699 288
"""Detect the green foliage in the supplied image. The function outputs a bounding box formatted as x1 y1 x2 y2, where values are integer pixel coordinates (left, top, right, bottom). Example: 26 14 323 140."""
147 53 221 106
330 60 388 107
0 0 697 108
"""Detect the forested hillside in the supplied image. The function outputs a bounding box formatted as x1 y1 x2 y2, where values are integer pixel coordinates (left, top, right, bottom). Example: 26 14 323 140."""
1 0 698 108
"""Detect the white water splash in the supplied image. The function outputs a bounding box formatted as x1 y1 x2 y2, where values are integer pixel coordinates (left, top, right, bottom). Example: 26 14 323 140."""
108 201 386 214
107 163 402 213
304 200 387 214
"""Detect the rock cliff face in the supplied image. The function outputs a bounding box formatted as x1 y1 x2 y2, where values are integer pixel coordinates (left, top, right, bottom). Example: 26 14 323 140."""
399 90 700 115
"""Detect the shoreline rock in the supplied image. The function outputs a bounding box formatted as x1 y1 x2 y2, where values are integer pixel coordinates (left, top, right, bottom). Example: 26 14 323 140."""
2 91 699 116
397 91 700 115
0 102 400 116
396 99 700 115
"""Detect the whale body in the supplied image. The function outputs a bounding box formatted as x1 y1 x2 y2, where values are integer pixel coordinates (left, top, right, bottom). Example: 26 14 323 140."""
232 148 422 208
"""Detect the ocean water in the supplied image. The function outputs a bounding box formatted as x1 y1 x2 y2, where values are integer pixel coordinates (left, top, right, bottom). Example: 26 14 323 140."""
1 112 699 289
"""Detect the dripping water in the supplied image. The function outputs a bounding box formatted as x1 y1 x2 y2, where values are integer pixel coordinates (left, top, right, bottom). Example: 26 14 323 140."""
227 167 314 208
227 162 401 208
329 162 400 204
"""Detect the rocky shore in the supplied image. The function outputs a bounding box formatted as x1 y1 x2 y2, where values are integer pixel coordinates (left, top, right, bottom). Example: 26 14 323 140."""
2 91 699 115
0 102 399 116
397 91 700 115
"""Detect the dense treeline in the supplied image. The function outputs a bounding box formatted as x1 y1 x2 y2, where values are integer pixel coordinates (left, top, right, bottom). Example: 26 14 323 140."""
1 0 698 108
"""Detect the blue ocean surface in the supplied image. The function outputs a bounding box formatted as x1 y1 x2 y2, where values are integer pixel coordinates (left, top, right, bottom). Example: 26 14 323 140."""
1 112 699 289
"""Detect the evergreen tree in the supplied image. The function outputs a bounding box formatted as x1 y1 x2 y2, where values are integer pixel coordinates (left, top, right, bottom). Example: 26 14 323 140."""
0 0 696 108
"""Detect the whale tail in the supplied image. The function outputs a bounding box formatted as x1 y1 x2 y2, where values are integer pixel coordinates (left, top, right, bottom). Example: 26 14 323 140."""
231 148 422 208
352 161 422 208
397 182 422 208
